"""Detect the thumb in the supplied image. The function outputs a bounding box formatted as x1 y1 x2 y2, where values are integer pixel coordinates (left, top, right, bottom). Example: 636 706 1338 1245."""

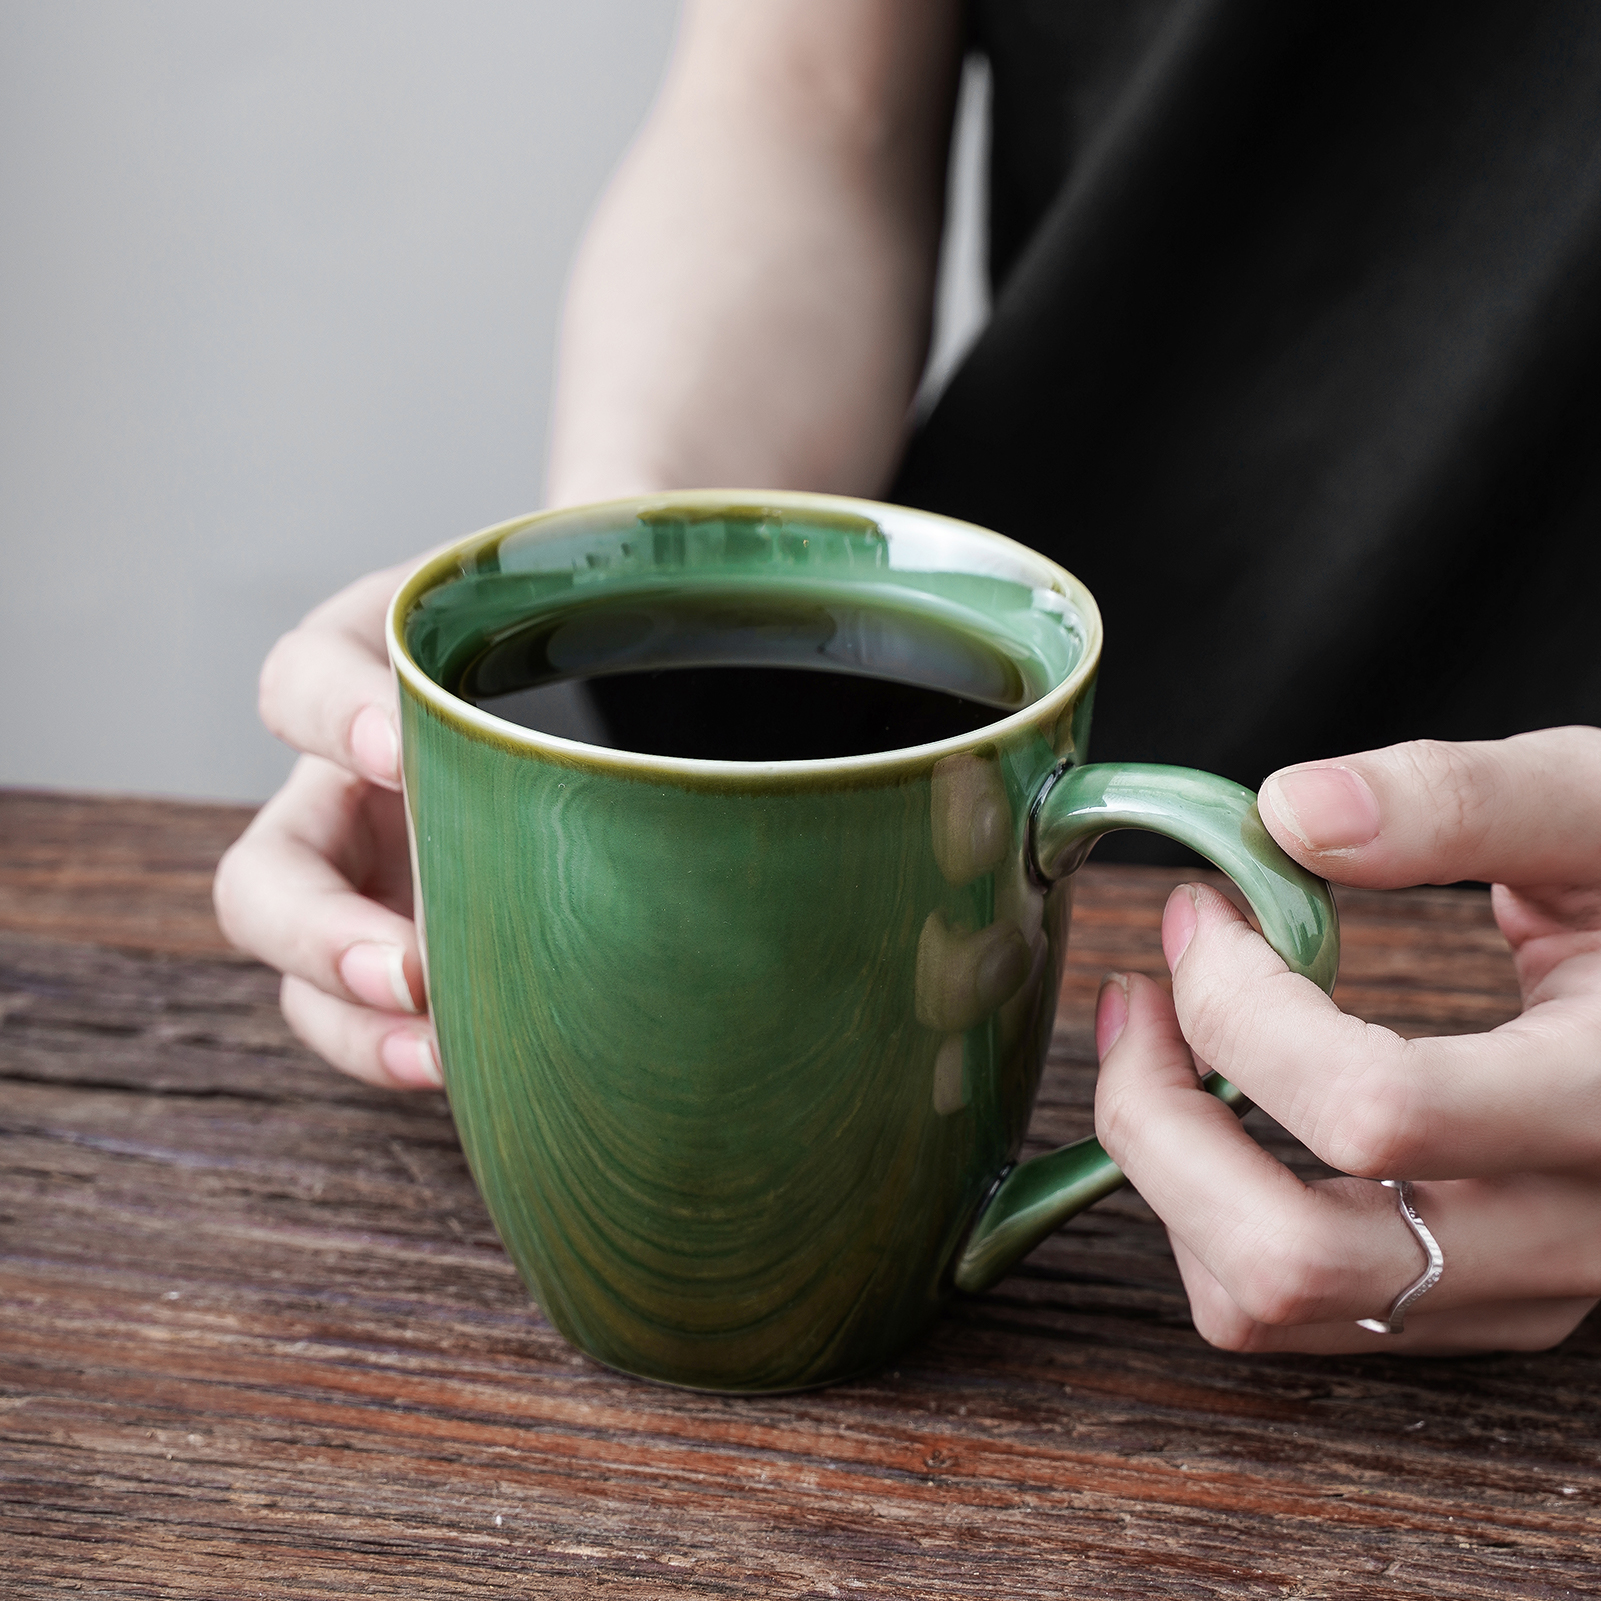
1256 727 1601 891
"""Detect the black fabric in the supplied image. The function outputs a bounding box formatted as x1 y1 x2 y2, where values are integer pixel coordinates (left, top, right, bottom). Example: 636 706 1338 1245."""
895 0 1601 860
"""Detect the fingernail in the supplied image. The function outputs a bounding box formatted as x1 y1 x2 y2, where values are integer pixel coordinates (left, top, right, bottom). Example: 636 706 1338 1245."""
350 704 401 787
339 942 420 1014
381 1028 442 1089
1261 765 1380 852
1162 885 1200 971
1095 973 1129 1059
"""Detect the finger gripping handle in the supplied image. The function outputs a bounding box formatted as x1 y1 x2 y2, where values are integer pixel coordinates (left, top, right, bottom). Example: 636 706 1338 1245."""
952 761 1340 1295
1032 763 1340 993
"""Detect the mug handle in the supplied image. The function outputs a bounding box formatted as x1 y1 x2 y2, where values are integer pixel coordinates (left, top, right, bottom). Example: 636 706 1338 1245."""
952 761 1340 1294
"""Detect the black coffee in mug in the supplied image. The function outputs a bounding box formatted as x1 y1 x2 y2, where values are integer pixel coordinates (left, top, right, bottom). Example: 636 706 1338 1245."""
456 585 1037 761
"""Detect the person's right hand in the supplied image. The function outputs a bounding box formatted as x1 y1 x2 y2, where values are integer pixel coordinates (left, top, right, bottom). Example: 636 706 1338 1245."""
1091 728 1601 1354
213 561 443 1090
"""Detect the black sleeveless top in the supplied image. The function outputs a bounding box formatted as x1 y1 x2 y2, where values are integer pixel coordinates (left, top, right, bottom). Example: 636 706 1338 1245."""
893 1 1601 857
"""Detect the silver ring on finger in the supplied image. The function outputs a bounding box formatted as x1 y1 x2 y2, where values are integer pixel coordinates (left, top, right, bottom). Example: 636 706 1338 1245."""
1356 1179 1445 1335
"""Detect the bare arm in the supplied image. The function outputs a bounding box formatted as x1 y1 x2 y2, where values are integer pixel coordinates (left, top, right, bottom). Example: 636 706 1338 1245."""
547 0 964 505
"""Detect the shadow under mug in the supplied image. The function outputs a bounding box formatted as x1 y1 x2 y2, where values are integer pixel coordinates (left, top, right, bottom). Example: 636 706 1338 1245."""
388 491 1338 1393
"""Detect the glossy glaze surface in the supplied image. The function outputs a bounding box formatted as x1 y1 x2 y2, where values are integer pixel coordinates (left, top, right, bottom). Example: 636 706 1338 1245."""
953 761 1340 1293
389 492 1340 1391
392 495 1095 1391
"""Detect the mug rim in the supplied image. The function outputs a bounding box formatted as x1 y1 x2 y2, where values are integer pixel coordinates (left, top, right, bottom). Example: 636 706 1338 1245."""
386 489 1104 784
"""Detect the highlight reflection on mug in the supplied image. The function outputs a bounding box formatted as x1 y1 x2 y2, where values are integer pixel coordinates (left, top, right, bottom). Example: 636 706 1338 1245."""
930 751 1011 887
915 912 1031 1034
919 750 1041 1116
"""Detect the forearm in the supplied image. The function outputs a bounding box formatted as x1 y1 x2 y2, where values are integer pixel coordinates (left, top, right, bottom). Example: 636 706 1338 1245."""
546 0 963 507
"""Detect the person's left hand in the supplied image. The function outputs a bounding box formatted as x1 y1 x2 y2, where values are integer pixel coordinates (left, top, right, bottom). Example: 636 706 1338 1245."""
1092 727 1601 1353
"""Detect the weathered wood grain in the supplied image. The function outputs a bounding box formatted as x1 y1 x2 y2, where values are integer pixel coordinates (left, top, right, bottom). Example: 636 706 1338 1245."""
2 792 1597 1599
0 790 250 957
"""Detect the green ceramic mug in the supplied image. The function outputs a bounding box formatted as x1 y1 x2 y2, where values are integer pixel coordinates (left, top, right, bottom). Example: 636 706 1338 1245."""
388 491 1338 1393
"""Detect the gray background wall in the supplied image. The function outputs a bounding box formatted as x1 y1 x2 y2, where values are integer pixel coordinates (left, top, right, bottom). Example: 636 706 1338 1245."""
1 3 988 803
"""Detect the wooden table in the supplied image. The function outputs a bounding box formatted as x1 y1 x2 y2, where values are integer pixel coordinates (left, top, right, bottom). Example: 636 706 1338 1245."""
2 790 1597 1598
